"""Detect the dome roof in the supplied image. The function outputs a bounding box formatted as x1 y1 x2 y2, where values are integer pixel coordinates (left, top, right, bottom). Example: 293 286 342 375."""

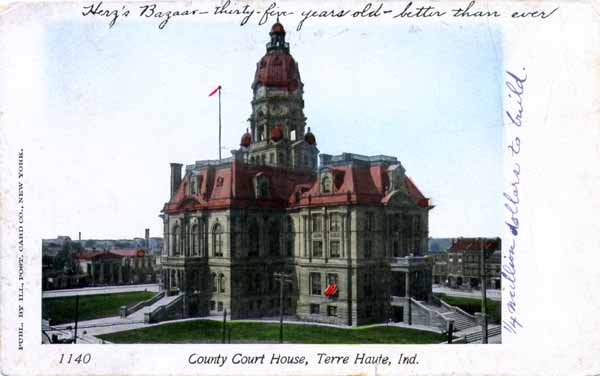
253 51 300 91
271 124 284 142
240 129 252 147
304 127 316 145
271 22 285 34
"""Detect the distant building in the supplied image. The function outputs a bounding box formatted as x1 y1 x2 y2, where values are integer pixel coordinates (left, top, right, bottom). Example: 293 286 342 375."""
74 249 158 286
446 238 501 289
41 236 73 257
429 252 448 285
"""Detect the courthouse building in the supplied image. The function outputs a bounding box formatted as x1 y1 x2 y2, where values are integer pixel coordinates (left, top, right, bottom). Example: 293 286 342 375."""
160 23 434 326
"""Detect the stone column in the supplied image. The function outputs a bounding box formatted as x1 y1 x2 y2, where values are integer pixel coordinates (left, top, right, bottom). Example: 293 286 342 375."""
99 262 104 284
118 264 123 284
405 272 410 297
91 263 97 285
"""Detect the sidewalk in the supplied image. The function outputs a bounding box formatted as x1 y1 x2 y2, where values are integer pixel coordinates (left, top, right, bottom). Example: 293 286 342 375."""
43 283 160 298
433 286 501 301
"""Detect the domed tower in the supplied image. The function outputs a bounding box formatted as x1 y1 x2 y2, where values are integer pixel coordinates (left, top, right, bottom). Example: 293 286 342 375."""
239 22 319 172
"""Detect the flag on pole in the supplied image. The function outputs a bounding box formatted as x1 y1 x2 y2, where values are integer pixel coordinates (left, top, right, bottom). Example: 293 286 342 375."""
208 85 221 97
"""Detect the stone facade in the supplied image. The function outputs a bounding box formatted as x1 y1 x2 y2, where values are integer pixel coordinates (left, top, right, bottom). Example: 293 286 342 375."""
160 23 434 326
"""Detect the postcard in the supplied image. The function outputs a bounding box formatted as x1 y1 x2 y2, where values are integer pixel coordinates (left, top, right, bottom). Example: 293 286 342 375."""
1 0 599 375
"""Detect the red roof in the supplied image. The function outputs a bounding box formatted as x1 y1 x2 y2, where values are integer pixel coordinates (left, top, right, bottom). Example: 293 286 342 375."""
163 159 431 214
111 249 145 257
253 50 300 91
240 131 252 147
271 22 285 33
304 129 316 145
448 238 501 253
74 251 123 261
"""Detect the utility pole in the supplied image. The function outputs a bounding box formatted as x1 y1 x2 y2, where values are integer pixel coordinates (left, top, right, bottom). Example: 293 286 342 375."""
480 238 488 344
273 272 292 344
73 295 80 344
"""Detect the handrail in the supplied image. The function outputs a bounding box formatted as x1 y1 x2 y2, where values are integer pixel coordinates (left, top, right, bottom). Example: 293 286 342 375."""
409 298 450 331
437 296 476 320
124 291 165 316
146 294 183 323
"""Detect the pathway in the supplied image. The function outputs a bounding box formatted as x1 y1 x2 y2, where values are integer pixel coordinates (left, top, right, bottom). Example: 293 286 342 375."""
43 284 160 298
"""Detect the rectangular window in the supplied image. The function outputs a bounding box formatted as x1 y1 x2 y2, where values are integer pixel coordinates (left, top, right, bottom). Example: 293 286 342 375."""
327 305 337 317
312 241 323 257
330 215 341 232
330 240 340 258
310 272 321 295
312 215 322 232
218 302 223 311
366 212 374 231
310 304 320 314
364 239 372 258
287 239 293 257
210 300 216 310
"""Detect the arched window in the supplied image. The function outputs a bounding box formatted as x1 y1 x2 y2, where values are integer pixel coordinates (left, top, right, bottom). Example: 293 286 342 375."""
172 225 180 256
255 175 269 198
191 223 199 255
211 273 217 292
213 223 223 257
248 219 259 257
218 273 226 293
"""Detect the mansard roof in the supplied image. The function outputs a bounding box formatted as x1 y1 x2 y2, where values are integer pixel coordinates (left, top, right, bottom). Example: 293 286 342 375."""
163 154 432 214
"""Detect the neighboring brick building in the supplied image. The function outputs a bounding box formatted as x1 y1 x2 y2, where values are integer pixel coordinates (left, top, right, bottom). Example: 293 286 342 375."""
446 238 501 289
159 23 434 326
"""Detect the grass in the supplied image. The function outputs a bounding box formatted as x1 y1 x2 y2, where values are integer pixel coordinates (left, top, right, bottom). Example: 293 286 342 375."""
42 291 155 325
98 319 446 344
435 293 501 324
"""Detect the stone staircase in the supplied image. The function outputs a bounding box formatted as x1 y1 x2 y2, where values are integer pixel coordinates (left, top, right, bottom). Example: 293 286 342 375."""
127 293 181 321
416 298 478 332
444 311 477 331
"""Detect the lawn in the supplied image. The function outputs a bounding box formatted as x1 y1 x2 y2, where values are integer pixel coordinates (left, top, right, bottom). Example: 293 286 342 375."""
435 293 501 324
98 319 446 344
42 291 156 325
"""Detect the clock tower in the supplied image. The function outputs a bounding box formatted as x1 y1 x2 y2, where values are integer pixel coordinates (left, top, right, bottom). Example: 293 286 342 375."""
236 22 319 172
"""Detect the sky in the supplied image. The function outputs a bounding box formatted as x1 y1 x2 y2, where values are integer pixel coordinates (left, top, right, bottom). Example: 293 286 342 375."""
37 16 504 239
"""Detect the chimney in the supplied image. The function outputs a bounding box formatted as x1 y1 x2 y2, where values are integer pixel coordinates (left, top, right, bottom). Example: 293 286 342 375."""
170 163 183 197
78 232 81 241
145 228 150 251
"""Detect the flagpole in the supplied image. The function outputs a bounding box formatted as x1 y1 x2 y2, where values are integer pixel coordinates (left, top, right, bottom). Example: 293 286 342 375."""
218 85 222 161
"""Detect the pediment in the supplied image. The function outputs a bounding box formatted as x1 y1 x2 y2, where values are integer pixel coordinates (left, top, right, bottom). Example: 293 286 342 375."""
177 196 201 210
382 189 418 208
